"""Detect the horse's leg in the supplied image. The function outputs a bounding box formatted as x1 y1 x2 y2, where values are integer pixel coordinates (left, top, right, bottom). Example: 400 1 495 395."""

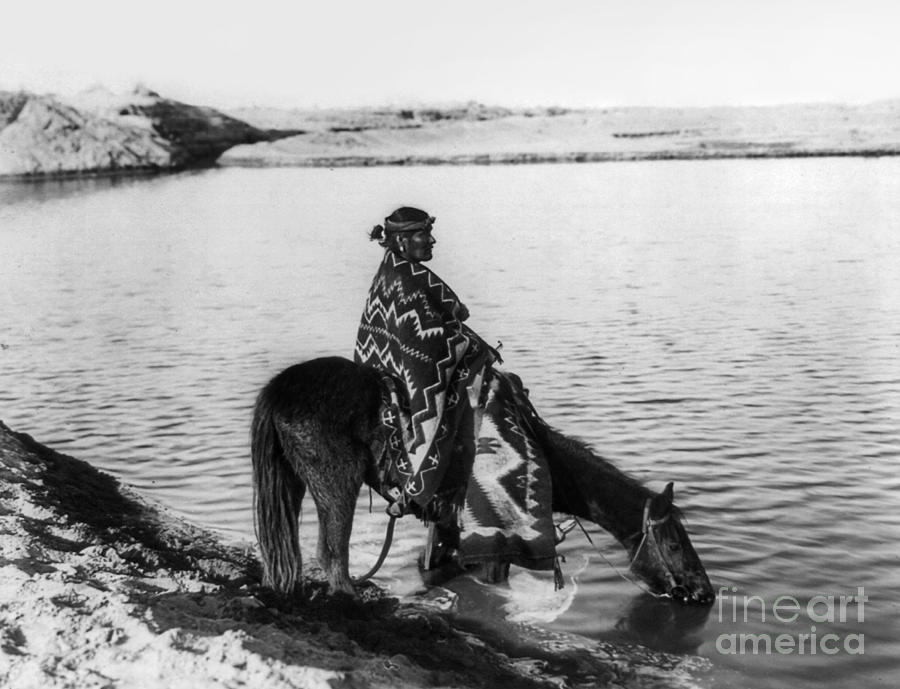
313 486 359 594
301 438 367 595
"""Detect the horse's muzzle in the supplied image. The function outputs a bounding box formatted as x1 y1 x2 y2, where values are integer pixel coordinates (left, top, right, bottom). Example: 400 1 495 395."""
670 585 689 602
670 584 715 606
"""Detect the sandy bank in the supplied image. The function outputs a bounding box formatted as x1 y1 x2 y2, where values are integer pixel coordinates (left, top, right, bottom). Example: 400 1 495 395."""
0 421 707 688
221 100 900 167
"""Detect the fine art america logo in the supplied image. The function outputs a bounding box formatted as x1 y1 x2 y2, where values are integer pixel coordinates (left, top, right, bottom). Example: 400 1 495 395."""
715 587 867 655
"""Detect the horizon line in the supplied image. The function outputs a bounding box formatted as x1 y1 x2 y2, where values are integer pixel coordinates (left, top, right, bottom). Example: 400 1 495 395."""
3 83 900 114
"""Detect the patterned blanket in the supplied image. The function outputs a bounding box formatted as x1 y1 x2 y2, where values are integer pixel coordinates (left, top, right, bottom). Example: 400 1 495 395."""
355 250 492 509
456 370 557 571
355 250 557 572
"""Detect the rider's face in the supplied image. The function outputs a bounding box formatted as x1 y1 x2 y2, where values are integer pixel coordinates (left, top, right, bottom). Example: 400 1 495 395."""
397 229 435 263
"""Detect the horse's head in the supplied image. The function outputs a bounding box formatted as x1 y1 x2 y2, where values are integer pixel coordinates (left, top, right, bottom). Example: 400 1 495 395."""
628 482 714 605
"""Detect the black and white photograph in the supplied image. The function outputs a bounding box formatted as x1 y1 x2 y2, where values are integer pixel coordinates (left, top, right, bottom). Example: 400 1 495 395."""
2 1 898 687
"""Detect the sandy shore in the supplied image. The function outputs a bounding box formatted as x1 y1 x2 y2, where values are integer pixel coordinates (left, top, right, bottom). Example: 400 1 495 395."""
0 421 708 688
221 100 900 168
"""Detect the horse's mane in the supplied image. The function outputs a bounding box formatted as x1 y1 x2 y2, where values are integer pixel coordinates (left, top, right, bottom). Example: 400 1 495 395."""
541 424 651 494
535 421 685 522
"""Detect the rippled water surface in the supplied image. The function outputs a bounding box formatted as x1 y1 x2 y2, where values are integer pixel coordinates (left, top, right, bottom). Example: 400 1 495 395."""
2 160 899 687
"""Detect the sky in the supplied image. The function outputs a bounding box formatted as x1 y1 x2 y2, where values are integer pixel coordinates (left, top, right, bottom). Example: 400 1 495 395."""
2 0 900 110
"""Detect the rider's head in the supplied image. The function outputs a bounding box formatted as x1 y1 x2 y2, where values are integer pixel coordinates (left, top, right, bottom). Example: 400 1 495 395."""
369 207 436 263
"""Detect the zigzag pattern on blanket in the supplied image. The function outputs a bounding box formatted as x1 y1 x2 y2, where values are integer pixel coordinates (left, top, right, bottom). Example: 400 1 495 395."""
356 254 472 413
355 250 489 507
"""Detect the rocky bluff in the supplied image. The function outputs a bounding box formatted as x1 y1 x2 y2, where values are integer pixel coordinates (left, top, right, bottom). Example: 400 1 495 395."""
0 86 287 178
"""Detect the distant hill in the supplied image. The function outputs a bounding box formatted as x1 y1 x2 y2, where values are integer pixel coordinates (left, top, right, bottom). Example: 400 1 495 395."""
0 87 291 179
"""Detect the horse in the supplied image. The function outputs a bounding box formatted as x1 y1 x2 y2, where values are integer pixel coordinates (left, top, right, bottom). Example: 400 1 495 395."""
251 356 715 605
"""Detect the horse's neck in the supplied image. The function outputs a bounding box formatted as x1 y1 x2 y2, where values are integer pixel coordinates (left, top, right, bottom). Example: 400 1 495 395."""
542 427 651 553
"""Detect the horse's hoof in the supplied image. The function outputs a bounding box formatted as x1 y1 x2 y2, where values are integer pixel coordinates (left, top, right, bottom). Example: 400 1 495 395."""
334 585 358 599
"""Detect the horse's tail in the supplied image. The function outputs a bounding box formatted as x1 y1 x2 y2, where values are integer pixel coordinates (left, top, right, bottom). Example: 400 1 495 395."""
251 388 306 595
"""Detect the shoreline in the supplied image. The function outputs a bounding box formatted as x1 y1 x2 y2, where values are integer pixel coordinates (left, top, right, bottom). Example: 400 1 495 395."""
0 420 707 688
4 146 898 184
218 100 900 171
219 146 900 169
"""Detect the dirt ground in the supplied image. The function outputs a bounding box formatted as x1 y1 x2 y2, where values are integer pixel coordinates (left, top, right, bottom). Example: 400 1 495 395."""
0 421 707 688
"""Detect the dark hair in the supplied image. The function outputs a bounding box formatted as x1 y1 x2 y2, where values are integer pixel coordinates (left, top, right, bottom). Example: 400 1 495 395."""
369 206 431 247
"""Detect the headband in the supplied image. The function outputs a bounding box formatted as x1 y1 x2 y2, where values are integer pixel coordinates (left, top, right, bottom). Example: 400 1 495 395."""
384 215 435 234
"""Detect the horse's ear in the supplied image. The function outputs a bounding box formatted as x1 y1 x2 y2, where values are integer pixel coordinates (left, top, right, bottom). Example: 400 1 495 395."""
650 481 675 516
662 481 674 503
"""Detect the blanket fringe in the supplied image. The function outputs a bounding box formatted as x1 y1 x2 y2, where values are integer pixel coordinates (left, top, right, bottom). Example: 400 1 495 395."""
553 555 566 591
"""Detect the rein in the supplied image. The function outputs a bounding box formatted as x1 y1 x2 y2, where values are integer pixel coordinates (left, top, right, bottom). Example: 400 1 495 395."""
351 515 397 585
565 498 676 600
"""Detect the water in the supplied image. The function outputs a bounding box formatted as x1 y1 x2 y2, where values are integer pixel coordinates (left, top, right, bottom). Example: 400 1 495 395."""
2 159 899 688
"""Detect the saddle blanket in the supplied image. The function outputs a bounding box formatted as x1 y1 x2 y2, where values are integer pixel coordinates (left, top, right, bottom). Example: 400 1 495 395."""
376 368 558 572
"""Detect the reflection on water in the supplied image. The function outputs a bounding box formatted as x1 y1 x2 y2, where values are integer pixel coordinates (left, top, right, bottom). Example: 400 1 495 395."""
613 594 713 655
2 160 899 688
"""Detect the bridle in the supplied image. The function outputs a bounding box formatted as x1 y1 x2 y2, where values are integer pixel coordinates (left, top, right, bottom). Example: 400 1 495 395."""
628 499 680 594
562 498 682 600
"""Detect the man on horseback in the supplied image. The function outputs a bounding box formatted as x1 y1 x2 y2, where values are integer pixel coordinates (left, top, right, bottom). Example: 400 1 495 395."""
354 207 496 515
250 206 713 601
354 206 557 577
